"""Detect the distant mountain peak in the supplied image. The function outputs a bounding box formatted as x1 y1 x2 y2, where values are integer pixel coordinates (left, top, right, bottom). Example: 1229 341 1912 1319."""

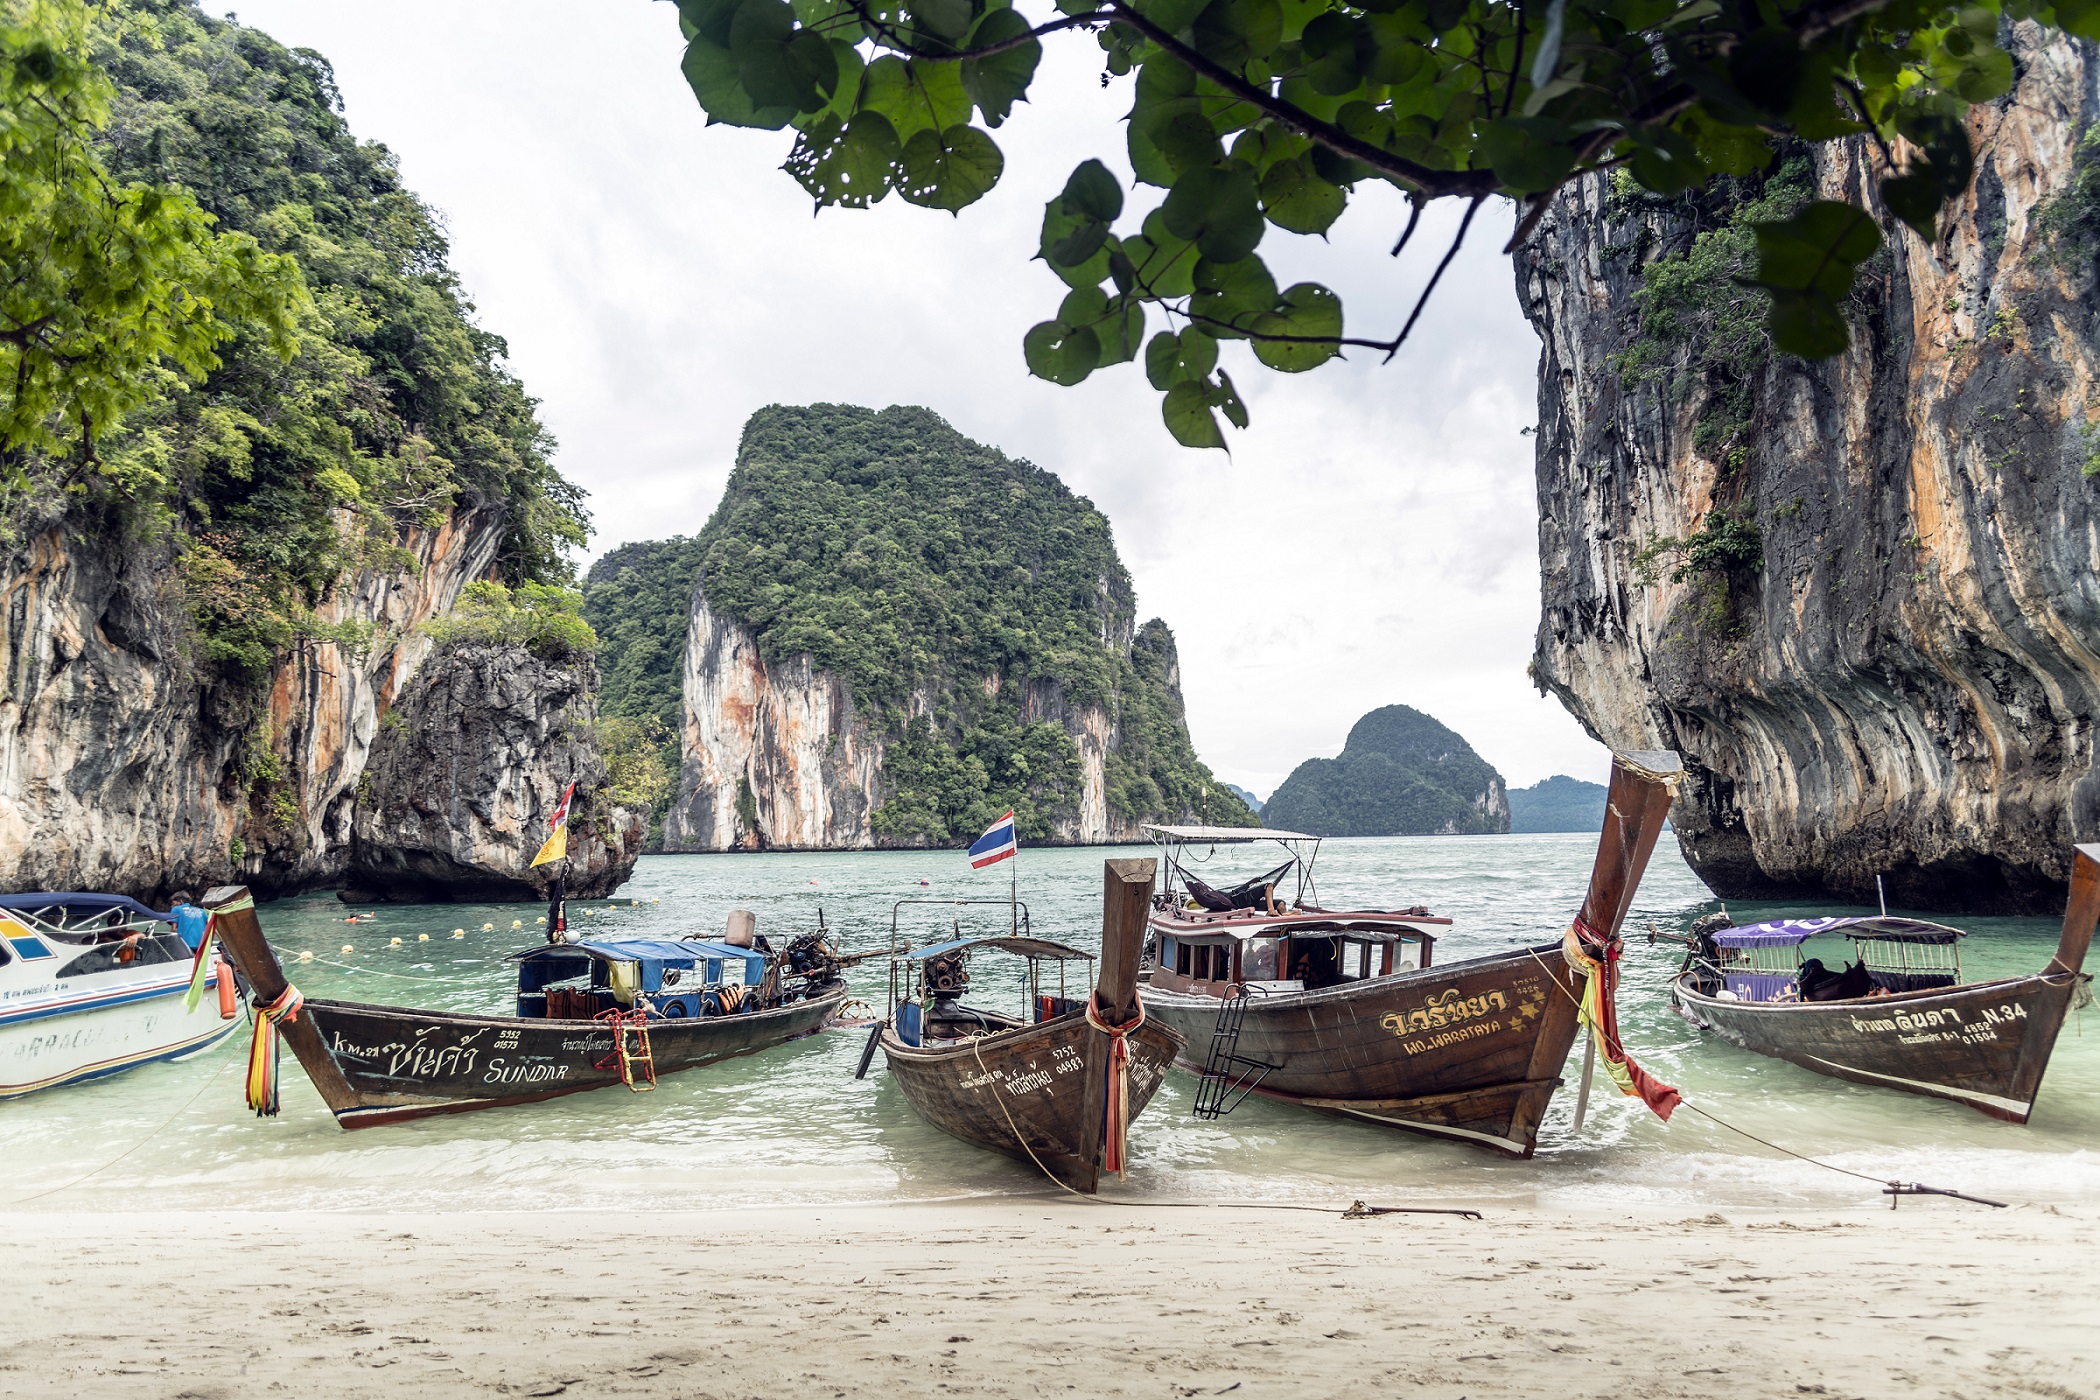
1262 704 1508 837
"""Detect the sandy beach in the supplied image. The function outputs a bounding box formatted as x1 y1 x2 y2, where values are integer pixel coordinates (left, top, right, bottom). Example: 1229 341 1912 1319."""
2 1197 2093 1399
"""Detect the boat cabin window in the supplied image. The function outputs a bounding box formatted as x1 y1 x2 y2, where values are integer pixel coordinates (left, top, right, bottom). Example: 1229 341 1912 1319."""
1242 936 1278 980
1174 941 1230 981
57 931 186 978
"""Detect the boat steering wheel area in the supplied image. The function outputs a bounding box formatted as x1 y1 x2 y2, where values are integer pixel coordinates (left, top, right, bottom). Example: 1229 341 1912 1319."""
882 900 1093 1046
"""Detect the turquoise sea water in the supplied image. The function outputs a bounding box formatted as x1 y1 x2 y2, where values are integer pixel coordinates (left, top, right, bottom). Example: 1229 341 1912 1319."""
4 835 2094 1214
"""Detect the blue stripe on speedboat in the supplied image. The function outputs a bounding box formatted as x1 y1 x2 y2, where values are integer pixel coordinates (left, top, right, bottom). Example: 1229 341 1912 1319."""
0 975 212 1029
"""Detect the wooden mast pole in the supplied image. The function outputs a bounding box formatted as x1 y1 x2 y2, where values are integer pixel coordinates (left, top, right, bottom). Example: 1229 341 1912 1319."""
2048 843 2100 979
201 885 364 1118
1560 749 1682 1131
1576 750 1683 941
1078 857 1156 1188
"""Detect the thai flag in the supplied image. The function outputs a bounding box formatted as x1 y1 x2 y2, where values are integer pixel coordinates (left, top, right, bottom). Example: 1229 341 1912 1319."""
968 810 1018 869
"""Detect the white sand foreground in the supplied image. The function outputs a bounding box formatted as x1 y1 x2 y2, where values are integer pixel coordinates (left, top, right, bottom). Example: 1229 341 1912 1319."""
1 1199 2094 1399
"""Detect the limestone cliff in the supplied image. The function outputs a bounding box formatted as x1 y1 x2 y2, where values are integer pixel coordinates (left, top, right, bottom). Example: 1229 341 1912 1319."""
1520 26 2100 913
655 404 1250 851
344 643 643 902
0 501 501 901
0 501 635 903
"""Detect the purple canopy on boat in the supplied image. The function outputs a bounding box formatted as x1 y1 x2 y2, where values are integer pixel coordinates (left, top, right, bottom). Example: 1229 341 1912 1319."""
1711 916 1966 948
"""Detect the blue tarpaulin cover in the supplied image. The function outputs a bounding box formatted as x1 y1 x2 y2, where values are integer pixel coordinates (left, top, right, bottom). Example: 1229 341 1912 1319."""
511 937 767 983
1712 916 1966 948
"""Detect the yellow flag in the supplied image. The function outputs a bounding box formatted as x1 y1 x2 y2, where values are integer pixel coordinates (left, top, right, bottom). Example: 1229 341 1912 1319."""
530 781 576 867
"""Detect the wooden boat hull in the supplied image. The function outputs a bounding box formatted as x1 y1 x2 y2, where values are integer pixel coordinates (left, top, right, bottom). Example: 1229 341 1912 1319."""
1672 971 2090 1123
880 1011 1185 1193
296 982 850 1128
1141 942 1586 1157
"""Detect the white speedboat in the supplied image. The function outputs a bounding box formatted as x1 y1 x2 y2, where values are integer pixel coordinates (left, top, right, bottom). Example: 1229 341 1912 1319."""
0 893 246 1098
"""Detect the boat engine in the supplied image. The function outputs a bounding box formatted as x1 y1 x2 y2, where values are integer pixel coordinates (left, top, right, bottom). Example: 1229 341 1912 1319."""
782 932 841 982
924 949 969 1014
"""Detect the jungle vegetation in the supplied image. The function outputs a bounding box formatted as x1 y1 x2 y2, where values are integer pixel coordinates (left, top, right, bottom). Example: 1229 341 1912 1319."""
595 403 1256 842
1 0 588 684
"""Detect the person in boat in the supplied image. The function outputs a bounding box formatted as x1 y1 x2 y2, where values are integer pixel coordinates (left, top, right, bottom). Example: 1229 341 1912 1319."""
1288 939 1345 990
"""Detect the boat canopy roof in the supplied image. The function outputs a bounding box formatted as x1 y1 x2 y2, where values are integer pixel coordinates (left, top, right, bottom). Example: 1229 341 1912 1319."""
0 892 170 924
511 937 767 981
1712 916 1966 948
903 934 1092 962
1143 824 1319 843
1160 915 1432 943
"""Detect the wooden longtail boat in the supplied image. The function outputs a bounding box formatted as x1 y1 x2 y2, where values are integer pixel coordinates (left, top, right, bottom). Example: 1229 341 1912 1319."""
202 885 848 1128
1137 750 1681 1157
1668 845 2100 1123
866 859 1186 1193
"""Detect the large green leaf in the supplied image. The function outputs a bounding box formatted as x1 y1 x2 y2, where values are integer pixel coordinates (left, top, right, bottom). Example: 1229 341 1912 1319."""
896 124 1005 210
1477 117 1576 194
682 36 800 129
1162 379 1227 448
1123 212 1201 298
1161 164 1265 262
960 8 1041 126
1751 200 1883 358
1024 319 1101 385
1189 253 1277 337
907 0 974 42
1062 159 1125 222
784 110 901 206
860 56 973 140
729 0 836 112
1752 200 1883 300
1041 196 1116 287
1259 157 1344 234
1144 326 1218 388
1250 282 1342 370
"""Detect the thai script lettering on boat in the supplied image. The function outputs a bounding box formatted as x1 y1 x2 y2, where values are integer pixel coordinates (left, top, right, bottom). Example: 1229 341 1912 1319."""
1379 987 1507 1039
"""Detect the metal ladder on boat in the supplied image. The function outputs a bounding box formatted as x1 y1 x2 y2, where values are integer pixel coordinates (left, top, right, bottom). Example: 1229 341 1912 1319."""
599 1009 658 1091
1191 985 1278 1120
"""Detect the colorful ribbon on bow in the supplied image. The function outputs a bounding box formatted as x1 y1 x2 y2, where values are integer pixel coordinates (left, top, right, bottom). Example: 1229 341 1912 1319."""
1086 993 1147 1178
182 914 218 1013
246 984 305 1117
1562 917 1680 1121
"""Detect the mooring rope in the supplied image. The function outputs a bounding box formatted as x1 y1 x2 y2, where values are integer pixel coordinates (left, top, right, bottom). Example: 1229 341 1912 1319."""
1526 947 2008 1207
5 1043 240 1206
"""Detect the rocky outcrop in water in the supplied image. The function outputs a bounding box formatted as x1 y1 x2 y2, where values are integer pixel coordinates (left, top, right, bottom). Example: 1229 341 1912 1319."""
0 500 634 903
343 642 643 902
0 501 503 902
1520 27 2100 913
1263 704 1510 837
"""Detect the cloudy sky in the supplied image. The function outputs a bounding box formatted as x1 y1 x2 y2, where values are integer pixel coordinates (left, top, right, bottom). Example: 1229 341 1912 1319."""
216 0 1607 797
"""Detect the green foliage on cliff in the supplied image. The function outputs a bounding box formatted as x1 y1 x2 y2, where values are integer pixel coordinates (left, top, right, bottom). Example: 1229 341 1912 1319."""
424 580 596 664
6 0 588 680
584 537 708 733
2036 125 2100 271
581 537 704 842
1262 704 1507 838
660 402 1252 843
699 403 1127 711
1612 154 1817 466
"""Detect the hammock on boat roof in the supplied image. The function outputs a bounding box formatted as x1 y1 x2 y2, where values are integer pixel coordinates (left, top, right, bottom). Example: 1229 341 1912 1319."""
1180 859 1296 913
